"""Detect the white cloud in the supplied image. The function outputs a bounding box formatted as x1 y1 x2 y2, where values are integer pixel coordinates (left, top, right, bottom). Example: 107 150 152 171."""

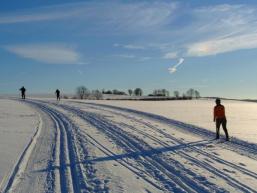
168 58 184 74
113 43 145 50
187 33 257 57
163 52 178 59
123 44 145 50
0 1 178 32
184 4 257 57
2 2 257 59
4 44 82 64
0 4 88 24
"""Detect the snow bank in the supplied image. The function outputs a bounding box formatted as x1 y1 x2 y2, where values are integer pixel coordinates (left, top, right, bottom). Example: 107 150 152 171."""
0 99 39 189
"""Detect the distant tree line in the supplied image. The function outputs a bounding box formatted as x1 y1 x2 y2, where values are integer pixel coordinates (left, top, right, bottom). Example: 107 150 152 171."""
75 86 200 100
148 89 169 97
149 88 200 99
102 89 127 95
103 88 143 96
76 86 102 100
173 89 200 99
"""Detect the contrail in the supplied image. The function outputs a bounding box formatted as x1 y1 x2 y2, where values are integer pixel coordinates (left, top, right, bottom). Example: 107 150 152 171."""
168 58 184 74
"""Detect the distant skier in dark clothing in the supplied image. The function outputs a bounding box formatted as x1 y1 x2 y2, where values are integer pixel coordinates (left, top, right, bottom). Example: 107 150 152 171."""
55 89 60 101
214 98 229 141
20 86 26 99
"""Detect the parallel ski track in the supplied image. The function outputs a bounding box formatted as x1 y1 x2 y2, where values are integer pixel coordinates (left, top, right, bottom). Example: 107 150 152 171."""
60 102 257 193
86 104 257 181
25 101 88 193
55 103 222 193
84 102 257 161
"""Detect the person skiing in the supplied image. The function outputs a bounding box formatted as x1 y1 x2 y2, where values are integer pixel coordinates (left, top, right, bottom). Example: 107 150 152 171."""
213 98 229 141
55 89 60 101
19 86 26 99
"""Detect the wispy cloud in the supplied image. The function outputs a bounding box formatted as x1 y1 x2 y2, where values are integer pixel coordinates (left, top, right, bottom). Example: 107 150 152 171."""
0 1 178 32
124 44 145 50
4 44 82 64
115 54 136 59
2 2 257 60
168 58 184 74
114 43 145 50
0 4 88 24
163 52 178 59
184 4 257 57
186 33 257 56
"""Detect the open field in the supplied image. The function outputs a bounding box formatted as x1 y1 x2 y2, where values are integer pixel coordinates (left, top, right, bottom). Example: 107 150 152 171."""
0 98 257 192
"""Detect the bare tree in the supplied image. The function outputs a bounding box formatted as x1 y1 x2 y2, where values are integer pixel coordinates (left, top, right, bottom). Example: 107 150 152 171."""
195 90 200 98
92 90 103 100
186 88 195 98
76 86 90 99
174 91 180 98
128 89 133 96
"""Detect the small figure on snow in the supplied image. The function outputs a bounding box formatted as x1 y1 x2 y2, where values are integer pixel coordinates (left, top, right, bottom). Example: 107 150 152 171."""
55 89 61 101
19 86 26 99
214 98 229 141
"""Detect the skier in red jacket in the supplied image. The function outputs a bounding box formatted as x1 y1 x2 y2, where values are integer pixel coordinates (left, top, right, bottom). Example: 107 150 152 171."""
214 98 229 141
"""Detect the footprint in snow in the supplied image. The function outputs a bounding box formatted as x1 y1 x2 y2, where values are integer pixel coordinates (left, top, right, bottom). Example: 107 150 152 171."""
223 168 236 174
239 163 246 167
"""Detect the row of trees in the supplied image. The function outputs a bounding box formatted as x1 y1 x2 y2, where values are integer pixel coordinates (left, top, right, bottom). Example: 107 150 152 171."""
148 88 200 99
172 89 200 99
128 88 143 96
102 89 126 95
76 86 200 100
76 86 102 100
149 89 170 97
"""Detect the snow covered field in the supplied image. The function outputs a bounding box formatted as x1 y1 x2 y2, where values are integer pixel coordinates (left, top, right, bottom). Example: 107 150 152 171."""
0 98 257 192
87 99 257 143
0 99 39 191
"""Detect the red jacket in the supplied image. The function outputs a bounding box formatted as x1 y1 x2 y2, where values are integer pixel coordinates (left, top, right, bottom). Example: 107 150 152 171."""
214 105 226 120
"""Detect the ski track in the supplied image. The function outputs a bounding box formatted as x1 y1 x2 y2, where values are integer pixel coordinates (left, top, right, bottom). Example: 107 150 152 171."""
4 100 107 193
41 100 257 193
61 101 257 193
6 99 257 193
28 100 109 193
82 102 257 161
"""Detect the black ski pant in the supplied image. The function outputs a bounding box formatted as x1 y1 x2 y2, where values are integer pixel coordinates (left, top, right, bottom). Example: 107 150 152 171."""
216 118 229 139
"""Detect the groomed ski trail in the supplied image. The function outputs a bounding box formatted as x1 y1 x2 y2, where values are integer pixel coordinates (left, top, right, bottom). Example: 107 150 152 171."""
5 99 257 193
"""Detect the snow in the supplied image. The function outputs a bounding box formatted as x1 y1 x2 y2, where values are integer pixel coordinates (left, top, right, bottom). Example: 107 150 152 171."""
0 98 257 192
86 99 257 143
0 99 39 191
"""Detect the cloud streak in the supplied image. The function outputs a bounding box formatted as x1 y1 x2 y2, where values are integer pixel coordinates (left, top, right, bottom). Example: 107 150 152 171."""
184 4 257 57
2 2 257 60
164 52 178 59
186 33 257 56
168 58 184 74
0 1 178 33
4 44 82 64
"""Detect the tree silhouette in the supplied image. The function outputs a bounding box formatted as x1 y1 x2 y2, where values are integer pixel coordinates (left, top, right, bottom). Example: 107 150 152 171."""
194 90 200 98
92 90 103 100
186 88 195 98
174 91 180 98
76 86 90 99
134 88 143 96
128 89 133 96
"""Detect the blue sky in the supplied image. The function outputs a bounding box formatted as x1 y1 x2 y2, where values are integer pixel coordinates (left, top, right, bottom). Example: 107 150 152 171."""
1 0 257 98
